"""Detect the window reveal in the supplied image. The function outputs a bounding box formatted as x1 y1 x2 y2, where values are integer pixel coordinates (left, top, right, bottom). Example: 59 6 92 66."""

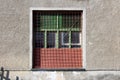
33 11 83 69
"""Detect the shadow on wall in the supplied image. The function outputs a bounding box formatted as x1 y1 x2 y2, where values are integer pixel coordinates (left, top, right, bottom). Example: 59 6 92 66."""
0 67 19 80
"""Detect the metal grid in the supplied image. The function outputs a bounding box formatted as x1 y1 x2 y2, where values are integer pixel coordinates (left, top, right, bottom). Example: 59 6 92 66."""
33 11 82 69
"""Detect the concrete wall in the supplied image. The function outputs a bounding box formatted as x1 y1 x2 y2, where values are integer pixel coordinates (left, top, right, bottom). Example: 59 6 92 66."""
4 71 120 80
0 0 120 70
86 0 120 70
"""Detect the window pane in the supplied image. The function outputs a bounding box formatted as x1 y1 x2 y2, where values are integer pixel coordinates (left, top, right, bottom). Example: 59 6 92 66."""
62 32 69 43
62 15 72 28
47 32 56 48
59 32 69 48
62 13 81 29
34 11 81 30
71 32 80 43
40 15 57 29
35 32 44 48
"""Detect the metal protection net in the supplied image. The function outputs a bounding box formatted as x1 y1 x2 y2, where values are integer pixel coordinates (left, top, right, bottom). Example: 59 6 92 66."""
33 11 82 69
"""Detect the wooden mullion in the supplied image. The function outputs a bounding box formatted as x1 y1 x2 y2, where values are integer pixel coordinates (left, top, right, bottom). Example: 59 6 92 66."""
40 29 80 31
44 31 47 48
69 31 71 48
56 13 59 48
56 31 59 48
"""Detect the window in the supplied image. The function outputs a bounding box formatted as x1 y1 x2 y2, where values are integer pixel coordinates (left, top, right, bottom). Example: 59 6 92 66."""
33 11 83 69
61 32 81 48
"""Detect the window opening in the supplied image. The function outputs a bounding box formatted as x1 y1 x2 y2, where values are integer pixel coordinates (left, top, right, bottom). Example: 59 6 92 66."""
33 11 83 69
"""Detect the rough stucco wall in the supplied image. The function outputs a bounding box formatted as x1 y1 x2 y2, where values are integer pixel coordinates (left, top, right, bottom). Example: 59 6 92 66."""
0 0 120 70
0 0 30 70
4 71 120 80
0 0 120 80
86 0 120 70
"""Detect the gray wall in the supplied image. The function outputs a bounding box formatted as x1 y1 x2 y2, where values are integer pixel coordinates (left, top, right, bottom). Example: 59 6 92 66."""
0 0 120 70
6 71 120 80
86 0 120 70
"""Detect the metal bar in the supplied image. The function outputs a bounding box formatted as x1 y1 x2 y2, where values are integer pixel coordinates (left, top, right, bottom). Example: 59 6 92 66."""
1 67 4 80
6 70 9 80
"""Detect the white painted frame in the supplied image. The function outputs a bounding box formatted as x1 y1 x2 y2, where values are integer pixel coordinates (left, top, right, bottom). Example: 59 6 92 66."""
61 32 81 46
30 7 86 69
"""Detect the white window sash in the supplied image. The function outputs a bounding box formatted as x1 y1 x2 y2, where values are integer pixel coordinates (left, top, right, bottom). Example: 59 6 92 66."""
61 32 81 46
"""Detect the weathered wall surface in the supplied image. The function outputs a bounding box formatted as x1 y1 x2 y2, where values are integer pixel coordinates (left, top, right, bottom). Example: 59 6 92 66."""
0 0 120 70
5 71 120 80
0 0 30 70
0 0 86 70
86 0 120 70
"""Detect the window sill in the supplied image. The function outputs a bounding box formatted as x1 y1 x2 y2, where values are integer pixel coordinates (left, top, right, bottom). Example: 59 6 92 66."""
31 68 86 71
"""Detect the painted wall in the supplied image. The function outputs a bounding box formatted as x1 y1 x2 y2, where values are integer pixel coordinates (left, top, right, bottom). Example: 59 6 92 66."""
86 0 120 70
3 71 120 80
0 0 120 70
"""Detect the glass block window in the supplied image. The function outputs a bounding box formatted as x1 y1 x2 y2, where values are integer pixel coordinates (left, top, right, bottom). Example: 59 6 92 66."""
33 11 83 69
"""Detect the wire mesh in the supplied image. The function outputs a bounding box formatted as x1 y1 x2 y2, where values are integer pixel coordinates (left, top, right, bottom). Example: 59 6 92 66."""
33 11 82 69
